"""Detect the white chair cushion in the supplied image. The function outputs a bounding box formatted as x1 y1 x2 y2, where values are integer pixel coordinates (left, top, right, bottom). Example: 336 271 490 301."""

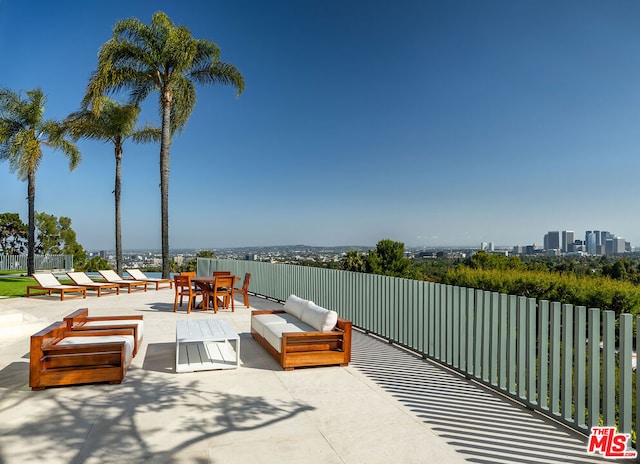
283 294 310 319
57 335 134 362
301 302 338 332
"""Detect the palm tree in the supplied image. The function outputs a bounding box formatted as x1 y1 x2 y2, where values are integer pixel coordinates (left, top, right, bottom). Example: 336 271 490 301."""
65 97 160 275
83 11 244 278
0 88 80 275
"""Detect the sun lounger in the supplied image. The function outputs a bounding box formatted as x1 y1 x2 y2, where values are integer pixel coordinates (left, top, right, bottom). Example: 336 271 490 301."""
125 268 173 290
67 272 120 297
98 270 147 293
27 273 86 300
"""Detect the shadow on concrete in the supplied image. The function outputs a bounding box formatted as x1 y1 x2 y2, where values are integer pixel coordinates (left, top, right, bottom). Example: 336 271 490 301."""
0 367 314 463
350 331 611 464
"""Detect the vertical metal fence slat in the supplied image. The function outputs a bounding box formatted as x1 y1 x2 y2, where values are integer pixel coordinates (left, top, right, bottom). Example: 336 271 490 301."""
602 310 615 425
562 304 574 423
588 308 600 430
517 297 526 400
507 295 517 395
537 300 549 411
498 293 508 391
550 302 561 416
573 306 586 430
619 314 632 433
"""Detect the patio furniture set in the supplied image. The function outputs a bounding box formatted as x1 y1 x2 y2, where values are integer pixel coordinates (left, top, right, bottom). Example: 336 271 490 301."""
27 270 353 389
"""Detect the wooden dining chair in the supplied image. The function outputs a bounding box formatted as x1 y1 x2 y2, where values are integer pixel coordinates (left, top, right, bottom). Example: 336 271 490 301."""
173 275 201 314
234 273 251 308
212 275 235 313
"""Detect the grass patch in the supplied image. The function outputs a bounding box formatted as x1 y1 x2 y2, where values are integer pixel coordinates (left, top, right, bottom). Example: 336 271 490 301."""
0 270 26 276
0 277 33 298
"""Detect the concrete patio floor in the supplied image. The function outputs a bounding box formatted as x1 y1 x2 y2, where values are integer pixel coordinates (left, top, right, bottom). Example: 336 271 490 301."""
0 288 621 463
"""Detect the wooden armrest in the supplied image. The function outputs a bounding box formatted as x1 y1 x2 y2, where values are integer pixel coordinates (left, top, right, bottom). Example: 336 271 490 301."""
62 328 135 338
251 310 285 316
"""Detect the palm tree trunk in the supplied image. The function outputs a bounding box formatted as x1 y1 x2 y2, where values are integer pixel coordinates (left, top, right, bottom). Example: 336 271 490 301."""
160 90 172 279
115 141 123 275
27 168 36 276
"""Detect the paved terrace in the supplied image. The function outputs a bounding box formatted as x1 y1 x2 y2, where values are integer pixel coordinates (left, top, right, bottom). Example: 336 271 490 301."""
0 288 622 463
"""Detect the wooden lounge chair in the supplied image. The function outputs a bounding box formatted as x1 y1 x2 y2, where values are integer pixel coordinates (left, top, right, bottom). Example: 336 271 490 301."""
27 273 86 300
67 272 120 297
125 269 173 290
98 270 147 293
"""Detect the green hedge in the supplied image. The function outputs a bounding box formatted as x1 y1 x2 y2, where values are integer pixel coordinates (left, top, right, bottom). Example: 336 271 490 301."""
440 267 640 316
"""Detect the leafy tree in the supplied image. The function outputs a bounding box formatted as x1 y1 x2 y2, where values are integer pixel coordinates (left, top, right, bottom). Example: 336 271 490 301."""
65 97 160 275
34 213 87 269
35 212 60 254
58 216 87 270
84 255 110 272
367 239 412 277
180 250 217 272
83 11 244 278
0 88 80 275
341 250 367 272
0 213 27 254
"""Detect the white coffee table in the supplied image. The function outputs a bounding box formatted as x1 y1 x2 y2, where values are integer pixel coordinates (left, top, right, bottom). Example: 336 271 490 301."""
175 319 240 373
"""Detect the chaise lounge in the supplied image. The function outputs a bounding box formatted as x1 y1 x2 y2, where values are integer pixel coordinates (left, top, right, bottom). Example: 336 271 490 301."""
125 268 173 290
67 272 120 297
98 270 148 293
27 273 86 300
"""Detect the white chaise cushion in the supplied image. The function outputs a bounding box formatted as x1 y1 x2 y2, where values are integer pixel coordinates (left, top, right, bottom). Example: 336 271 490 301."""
262 321 315 353
56 335 135 362
283 294 311 319
301 302 338 332
81 320 144 344
251 313 301 337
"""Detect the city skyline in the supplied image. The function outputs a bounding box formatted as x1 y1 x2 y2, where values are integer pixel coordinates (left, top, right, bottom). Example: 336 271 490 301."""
2 1 640 250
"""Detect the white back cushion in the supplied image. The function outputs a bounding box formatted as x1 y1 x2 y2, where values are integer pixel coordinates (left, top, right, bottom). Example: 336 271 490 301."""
301 301 338 332
283 294 310 319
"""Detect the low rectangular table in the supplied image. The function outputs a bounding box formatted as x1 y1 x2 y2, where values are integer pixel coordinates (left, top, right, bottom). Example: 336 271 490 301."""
175 319 240 373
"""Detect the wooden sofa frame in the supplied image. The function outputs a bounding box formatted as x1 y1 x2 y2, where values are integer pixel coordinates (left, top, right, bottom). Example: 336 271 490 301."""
251 310 352 371
63 308 143 356
29 321 134 390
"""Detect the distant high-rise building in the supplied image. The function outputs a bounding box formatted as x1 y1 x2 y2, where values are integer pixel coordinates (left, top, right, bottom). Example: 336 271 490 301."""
480 242 487 251
488 242 495 252
585 231 597 254
545 231 560 250
561 231 574 253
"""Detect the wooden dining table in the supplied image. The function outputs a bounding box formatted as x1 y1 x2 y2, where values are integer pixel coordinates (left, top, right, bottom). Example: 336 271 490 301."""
191 276 240 310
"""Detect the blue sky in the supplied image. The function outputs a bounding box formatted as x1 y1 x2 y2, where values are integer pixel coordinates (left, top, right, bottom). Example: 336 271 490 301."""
1 0 640 251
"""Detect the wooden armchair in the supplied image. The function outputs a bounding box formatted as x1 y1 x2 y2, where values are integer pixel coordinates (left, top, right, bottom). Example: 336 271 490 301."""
173 274 201 313
211 275 235 313
234 273 251 308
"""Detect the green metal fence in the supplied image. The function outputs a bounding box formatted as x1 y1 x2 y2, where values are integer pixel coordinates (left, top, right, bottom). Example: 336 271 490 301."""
0 254 74 272
198 258 639 447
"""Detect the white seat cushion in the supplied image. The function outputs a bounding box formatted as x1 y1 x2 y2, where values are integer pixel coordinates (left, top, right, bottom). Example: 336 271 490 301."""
81 320 144 343
251 313 301 338
56 335 134 362
301 302 338 332
262 321 315 353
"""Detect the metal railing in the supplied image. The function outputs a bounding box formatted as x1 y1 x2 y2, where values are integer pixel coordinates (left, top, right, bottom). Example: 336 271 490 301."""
198 258 639 449
0 254 74 272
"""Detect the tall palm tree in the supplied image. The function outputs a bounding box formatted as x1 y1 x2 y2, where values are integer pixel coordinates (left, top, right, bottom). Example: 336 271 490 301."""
0 88 80 275
65 97 160 275
83 11 244 278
